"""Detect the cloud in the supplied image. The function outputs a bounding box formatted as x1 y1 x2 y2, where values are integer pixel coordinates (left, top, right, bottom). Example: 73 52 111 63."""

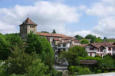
0 1 80 35
85 0 115 38
69 30 101 37
93 17 115 38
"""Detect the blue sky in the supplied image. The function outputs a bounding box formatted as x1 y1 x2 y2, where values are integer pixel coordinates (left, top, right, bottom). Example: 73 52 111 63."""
0 0 115 38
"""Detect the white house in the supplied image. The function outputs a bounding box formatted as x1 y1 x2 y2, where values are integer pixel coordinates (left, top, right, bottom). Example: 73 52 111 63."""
84 42 115 57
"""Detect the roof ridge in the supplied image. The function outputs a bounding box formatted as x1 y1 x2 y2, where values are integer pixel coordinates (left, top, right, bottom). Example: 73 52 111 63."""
23 17 37 25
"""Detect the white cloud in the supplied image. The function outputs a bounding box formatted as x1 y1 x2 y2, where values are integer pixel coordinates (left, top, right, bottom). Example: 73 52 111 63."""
85 0 115 38
86 0 115 17
70 30 101 37
0 1 80 34
93 17 115 38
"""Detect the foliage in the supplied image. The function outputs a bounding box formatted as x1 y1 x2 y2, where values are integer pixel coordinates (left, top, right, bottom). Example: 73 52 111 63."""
69 66 92 75
9 74 25 76
41 31 49 33
79 56 102 61
26 59 49 76
61 46 88 65
0 33 56 76
95 37 103 43
0 61 7 76
0 34 10 60
85 34 97 43
80 39 89 44
100 55 114 69
78 67 92 75
52 29 56 33
7 46 34 74
75 35 83 40
25 33 54 69
5 33 23 48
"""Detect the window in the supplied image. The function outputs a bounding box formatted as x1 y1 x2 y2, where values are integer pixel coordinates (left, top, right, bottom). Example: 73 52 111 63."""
63 43 66 47
108 47 111 51
90 53 92 56
90 47 94 50
30 26 34 28
98 49 100 52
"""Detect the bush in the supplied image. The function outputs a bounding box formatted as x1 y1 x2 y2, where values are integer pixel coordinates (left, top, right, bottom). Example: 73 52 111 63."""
0 61 7 76
9 74 25 76
69 66 92 75
78 67 92 75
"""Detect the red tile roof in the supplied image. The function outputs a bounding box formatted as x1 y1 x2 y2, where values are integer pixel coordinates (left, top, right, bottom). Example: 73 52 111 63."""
91 42 114 48
20 17 37 25
37 32 72 38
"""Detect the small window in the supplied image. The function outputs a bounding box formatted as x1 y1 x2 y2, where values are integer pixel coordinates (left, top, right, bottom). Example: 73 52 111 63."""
63 43 66 47
108 47 111 51
98 49 100 52
90 47 94 50
30 26 34 28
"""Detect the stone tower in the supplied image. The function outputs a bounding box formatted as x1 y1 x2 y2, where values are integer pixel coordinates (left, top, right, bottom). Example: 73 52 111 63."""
20 18 37 39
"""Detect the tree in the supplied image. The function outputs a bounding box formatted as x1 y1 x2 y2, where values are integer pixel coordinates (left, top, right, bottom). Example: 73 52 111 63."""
0 34 10 60
52 29 56 33
61 46 88 65
103 37 107 42
41 31 49 33
100 55 114 69
7 46 33 74
25 33 54 69
27 59 49 76
85 34 96 43
80 39 89 44
95 37 103 43
5 33 23 48
75 35 83 40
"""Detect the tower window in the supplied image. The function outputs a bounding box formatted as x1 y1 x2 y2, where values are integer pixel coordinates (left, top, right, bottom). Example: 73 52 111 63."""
30 26 34 28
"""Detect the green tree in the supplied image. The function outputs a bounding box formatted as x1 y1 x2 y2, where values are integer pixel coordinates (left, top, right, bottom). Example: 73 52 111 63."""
75 35 83 40
95 37 103 43
85 34 96 43
103 37 107 42
25 33 54 69
52 29 56 33
0 34 10 60
61 46 88 65
5 33 23 48
41 31 49 33
27 59 49 76
100 55 114 69
7 46 33 74
80 39 89 44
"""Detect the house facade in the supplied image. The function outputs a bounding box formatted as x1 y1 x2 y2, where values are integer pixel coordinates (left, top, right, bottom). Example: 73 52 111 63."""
84 42 115 57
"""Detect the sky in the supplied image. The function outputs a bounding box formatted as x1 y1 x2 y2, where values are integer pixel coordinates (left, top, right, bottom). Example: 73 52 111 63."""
0 0 115 38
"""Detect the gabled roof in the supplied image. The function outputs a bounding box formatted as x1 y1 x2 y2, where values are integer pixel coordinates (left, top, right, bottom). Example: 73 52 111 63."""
20 17 37 26
88 42 114 48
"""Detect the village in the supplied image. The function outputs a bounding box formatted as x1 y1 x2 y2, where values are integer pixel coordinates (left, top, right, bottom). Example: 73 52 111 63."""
0 0 115 75
19 18 115 74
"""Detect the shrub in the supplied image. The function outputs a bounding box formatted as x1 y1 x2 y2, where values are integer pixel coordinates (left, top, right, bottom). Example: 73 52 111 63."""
78 67 92 75
69 66 92 75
